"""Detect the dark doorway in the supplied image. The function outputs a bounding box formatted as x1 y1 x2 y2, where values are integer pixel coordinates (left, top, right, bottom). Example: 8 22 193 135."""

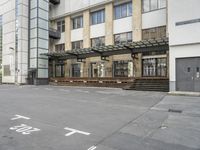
176 57 200 92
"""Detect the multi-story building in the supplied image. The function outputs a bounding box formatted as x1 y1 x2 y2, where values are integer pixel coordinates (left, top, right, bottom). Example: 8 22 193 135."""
48 0 169 90
0 0 49 84
0 0 199 92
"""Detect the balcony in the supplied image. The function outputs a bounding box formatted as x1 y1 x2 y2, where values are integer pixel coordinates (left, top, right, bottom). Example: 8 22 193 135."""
49 28 61 39
50 0 60 5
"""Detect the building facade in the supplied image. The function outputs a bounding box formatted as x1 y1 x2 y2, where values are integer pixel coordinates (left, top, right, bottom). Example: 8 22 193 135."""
0 0 49 84
0 0 199 92
168 0 200 92
49 0 168 82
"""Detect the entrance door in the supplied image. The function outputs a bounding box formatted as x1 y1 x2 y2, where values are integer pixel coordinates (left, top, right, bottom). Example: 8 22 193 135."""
72 64 80 77
176 57 200 92
194 58 200 92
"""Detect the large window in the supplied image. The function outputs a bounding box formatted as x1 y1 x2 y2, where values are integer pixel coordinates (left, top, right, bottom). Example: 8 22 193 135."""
142 0 166 13
72 64 81 77
114 2 132 19
72 40 83 49
72 16 83 29
114 32 132 44
142 26 166 40
55 62 65 77
91 37 105 47
55 44 65 52
142 57 167 77
113 61 133 77
57 20 65 32
91 9 105 25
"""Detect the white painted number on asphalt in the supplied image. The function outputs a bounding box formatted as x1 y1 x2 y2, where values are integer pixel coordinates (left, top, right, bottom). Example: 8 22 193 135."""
10 124 40 135
64 127 90 137
88 146 97 150
11 115 30 120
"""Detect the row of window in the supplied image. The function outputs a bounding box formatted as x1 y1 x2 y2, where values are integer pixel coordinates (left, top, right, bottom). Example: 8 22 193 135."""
57 2 132 32
55 25 166 51
56 0 166 32
50 58 167 78
55 32 133 51
142 0 166 13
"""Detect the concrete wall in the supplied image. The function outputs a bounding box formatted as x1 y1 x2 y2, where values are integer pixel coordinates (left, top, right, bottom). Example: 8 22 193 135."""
169 44 200 91
0 0 17 83
142 9 167 29
168 0 200 91
90 23 105 38
168 0 200 46
50 0 111 19
113 17 132 34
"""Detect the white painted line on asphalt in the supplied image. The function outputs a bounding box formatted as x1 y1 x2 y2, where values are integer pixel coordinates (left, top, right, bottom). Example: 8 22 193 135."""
59 89 70 92
45 88 53 91
76 89 89 93
11 115 30 120
64 127 90 137
10 124 40 135
88 146 97 150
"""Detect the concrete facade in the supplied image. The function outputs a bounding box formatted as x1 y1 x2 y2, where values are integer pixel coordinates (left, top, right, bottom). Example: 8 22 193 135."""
168 0 200 92
0 0 199 92
49 0 169 81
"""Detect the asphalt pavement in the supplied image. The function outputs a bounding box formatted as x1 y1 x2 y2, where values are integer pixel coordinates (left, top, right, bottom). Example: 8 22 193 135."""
0 85 199 150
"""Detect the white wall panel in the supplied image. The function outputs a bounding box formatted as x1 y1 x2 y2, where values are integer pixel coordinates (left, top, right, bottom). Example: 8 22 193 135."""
114 17 132 34
71 28 83 42
168 0 200 46
90 23 105 38
142 9 167 29
54 32 65 45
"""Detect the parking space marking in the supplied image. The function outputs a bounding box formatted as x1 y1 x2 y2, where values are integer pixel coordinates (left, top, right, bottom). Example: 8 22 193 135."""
45 88 53 91
76 89 90 93
10 124 40 135
88 146 97 150
59 89 70 92
11 115 30 120
64 127 90 137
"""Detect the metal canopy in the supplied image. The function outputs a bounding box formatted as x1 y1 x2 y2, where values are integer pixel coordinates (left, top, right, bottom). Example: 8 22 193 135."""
45 38 169 60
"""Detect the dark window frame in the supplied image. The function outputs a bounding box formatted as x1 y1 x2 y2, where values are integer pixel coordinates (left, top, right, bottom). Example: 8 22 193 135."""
55 43 65 52
114 2 132 20
142 0 167 13
72 16 83 30
91 9 105 25
72 40 83 50
91 36 105 47
57 20 65 33
114 32 132 45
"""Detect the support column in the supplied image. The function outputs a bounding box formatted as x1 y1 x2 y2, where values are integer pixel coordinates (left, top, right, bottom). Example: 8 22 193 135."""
65 16 71 77
134 53 142 78
132 0 142 41
52 61 56 77
83 10 90 48
65 16 71 50
132 0 142 78
82 10 91 77
105 2 114 77
105 2 114 46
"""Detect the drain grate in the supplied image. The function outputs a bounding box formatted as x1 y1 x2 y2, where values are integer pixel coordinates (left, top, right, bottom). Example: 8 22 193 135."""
168 108 183 113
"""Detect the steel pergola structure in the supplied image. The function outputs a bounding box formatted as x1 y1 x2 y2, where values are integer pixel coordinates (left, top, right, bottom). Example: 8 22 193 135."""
44 37 169 61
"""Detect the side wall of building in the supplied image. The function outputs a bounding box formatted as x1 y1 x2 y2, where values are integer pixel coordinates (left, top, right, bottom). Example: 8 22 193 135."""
168 0 200 91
